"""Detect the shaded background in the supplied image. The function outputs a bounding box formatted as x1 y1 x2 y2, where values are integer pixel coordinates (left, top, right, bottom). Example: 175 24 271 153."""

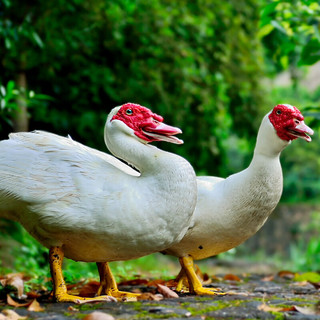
0 0 320 282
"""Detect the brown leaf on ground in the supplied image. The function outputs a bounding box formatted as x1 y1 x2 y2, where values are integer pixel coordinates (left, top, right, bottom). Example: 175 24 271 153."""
6 295 29 307
223 274 242 282
156 284 179 298
67 306 79 312
261 275 274 282
293 305 319 315
202 273 209 281
145 278 181 288
1 309 27 320
26 291 42 299
137 292 163 301
309 281 320 289
292 280 314 287
66 280 86 290
79 281 100 297
27 299 44 312
163 279 179 288
258 303 317 314
277 270 295 279
118 279 149 286
146 279 166 287
0 273 25 299
83 311 115 320
258 303 294 313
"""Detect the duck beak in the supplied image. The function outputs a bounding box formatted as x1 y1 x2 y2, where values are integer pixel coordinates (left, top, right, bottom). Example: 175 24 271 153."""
142 122 184 145
288 120 314 142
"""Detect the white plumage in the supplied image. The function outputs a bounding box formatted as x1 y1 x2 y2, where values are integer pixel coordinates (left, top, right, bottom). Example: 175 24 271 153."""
0 103 197 302
162 104 314 295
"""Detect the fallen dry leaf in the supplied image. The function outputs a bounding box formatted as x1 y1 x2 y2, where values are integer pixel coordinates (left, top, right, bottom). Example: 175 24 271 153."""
66 280 86 290
309 281 320 289
258 303 314 314
27 299 44 312
6 295 29 308
83 311 115 320
26 291 43 299
258 303 290 313
0 274 25 299
277 270 295 279
291 280 315 289
67 305 79 312
146 279 166 287
118 279 149 286
223 274 242 282
163 279 179 288
1 309 27 320
292 305 318 315
137 292 163 301
79 281 100 297
156 284 179 298
261 275 274 282
67 280 87 296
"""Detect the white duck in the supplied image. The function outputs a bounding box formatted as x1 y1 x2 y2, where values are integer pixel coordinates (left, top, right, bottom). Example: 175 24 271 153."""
0 103 197 303
162 104 314 295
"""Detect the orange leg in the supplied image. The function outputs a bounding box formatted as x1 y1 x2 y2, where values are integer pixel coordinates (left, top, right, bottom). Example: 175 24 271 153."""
179 256 225 295
96 262 140 301
175 267 189 292
49 246 114 303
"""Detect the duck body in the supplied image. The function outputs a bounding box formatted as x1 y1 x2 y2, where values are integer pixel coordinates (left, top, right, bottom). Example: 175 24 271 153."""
0 103 197 302
0 132 194 262
162 104 314 295
165 153 283 260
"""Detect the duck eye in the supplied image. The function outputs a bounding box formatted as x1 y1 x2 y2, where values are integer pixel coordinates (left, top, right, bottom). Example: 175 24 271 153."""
126 109 133 115
276 110 282 115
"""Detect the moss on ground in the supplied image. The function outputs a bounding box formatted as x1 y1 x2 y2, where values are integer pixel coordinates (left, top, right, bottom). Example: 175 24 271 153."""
186 298 246 316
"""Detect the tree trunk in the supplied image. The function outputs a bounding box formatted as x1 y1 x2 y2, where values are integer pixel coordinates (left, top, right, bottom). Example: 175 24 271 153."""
12 71 29 132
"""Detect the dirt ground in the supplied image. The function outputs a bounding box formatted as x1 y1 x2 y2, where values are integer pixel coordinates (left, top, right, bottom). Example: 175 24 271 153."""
1 270 320 320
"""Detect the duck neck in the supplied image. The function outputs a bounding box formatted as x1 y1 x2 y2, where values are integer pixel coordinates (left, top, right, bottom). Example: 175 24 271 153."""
104 123 190 178
252 114 289 161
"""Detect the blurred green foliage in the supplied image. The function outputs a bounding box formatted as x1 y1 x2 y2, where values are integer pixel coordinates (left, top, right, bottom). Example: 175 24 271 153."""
260 0 320 73
0 80 18 129
0 0 319 280
289 210 320 271
0 0 264 176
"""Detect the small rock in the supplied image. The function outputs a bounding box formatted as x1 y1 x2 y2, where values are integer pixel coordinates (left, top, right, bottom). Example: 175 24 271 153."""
83 311 115 320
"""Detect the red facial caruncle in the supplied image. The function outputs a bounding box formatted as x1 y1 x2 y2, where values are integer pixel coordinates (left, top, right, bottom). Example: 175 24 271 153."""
268 104 313 142
111 103 183 144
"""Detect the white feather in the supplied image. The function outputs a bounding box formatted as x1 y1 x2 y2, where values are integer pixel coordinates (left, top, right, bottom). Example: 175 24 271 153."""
164 113 290 259
0 107 197 263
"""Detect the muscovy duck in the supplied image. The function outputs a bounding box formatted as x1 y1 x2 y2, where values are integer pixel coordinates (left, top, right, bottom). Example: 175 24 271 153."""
0 103 197 302
162 104 313 295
